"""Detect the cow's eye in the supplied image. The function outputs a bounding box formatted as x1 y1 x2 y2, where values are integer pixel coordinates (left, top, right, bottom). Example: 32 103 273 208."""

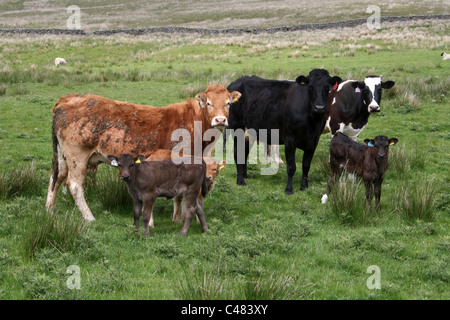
207 101 212 108
130 163 134 168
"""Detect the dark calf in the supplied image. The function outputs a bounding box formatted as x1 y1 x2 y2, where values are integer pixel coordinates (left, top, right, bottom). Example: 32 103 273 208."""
321 132 398 209
108 154 208 237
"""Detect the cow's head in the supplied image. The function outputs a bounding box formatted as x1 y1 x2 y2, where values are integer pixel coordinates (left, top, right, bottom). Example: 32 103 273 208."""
296 69 342 114
363 76 395 113
364 136 398 161
108 154 145 181
204 157 227 194
195 85 241 130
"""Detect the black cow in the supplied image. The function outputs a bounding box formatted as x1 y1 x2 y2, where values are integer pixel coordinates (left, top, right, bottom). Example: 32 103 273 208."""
227 69 342 193
323 76 395 140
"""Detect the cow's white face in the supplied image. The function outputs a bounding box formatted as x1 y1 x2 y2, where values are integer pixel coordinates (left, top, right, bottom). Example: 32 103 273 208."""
364 76 382 112
363 76 395 113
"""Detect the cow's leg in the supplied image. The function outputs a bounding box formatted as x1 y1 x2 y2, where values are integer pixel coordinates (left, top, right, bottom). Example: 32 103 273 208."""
234 135 249 185
179 192 200 237
173 194 183 222
46 156 68 212
142 196 156 236
195 197 208 232
364 181 374 210
67 167 95 221
133 200 142 232
374 179 383 211
284 138 296 194
300 149 315 190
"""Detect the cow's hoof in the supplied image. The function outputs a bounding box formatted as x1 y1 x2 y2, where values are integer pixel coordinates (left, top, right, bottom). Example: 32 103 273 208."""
285 189 293 195
237 180 247 186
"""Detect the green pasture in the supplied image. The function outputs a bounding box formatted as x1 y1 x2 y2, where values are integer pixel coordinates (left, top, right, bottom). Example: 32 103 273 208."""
0 20 448 299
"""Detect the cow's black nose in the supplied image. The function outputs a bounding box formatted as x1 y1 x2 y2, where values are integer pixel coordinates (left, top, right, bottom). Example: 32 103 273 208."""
377 154 386 159
121 175 130 180
314 105 326 113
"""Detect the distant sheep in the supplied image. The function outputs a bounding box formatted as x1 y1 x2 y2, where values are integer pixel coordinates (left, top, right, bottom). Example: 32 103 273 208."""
441 52 450 60
55 57 67 66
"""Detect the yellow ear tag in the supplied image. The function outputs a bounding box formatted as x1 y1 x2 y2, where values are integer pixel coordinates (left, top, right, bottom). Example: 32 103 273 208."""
219 165 225 171
135 159 141 164
233 97 238 102
300 82 305 85
389 142 395 146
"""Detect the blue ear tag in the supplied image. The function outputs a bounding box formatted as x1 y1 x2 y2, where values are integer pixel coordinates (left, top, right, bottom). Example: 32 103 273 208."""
368 141 374 147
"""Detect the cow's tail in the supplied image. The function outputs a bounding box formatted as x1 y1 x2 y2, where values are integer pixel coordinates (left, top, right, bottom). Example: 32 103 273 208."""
50 119 59 191
201 161 207 198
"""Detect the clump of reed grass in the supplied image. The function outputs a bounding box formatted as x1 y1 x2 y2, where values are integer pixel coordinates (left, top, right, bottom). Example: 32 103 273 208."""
24 209 89 258
397 179 439 222
178 267 232 300
0 161 41 200
88 166 132 210
388 143 425 177
329 174 370 226
244 269 314 300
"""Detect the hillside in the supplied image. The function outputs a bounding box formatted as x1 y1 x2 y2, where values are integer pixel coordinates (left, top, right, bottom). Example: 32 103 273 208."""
0 0 449 31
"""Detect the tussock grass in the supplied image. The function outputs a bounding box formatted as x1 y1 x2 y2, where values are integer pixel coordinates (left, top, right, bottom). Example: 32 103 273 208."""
178 265 314 300
88 166 132 211
0 161 41 200
329 174 370 226
244 269 315 300
24 209 89 258
397 179 439 222
388 144 425 177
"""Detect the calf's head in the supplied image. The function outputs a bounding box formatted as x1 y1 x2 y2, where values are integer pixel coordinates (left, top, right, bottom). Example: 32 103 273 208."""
204 158 227 193
363 76 395 113
296 69 342 114
364 136 398 160
195 84 241 130
108 154 145 181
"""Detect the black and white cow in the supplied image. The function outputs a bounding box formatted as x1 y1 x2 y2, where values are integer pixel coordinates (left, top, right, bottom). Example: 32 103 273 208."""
323 75 395 140
227 69 342 193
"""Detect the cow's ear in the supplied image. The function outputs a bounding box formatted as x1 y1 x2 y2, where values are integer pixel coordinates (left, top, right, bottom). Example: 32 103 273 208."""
329 76 343 86
382 81 395 89
134 155 146 163
230 91 241 103
195 93 207 108
364 139 374 147
107 155 119 166
219 160 227 170
388 138 398 146
351 81 365 89
295 76 309 85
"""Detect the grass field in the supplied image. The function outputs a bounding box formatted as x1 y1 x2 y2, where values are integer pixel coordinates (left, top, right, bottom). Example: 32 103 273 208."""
0 16 449 300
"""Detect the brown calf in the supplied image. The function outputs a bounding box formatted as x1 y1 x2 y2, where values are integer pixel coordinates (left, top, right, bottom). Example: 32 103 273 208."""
145 149 226 222
108 154 208 237
321 132 398 209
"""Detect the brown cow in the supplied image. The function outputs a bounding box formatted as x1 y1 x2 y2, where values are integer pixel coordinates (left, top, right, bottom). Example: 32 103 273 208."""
46 85 241 221
146 149 226 223
108 154 208 236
